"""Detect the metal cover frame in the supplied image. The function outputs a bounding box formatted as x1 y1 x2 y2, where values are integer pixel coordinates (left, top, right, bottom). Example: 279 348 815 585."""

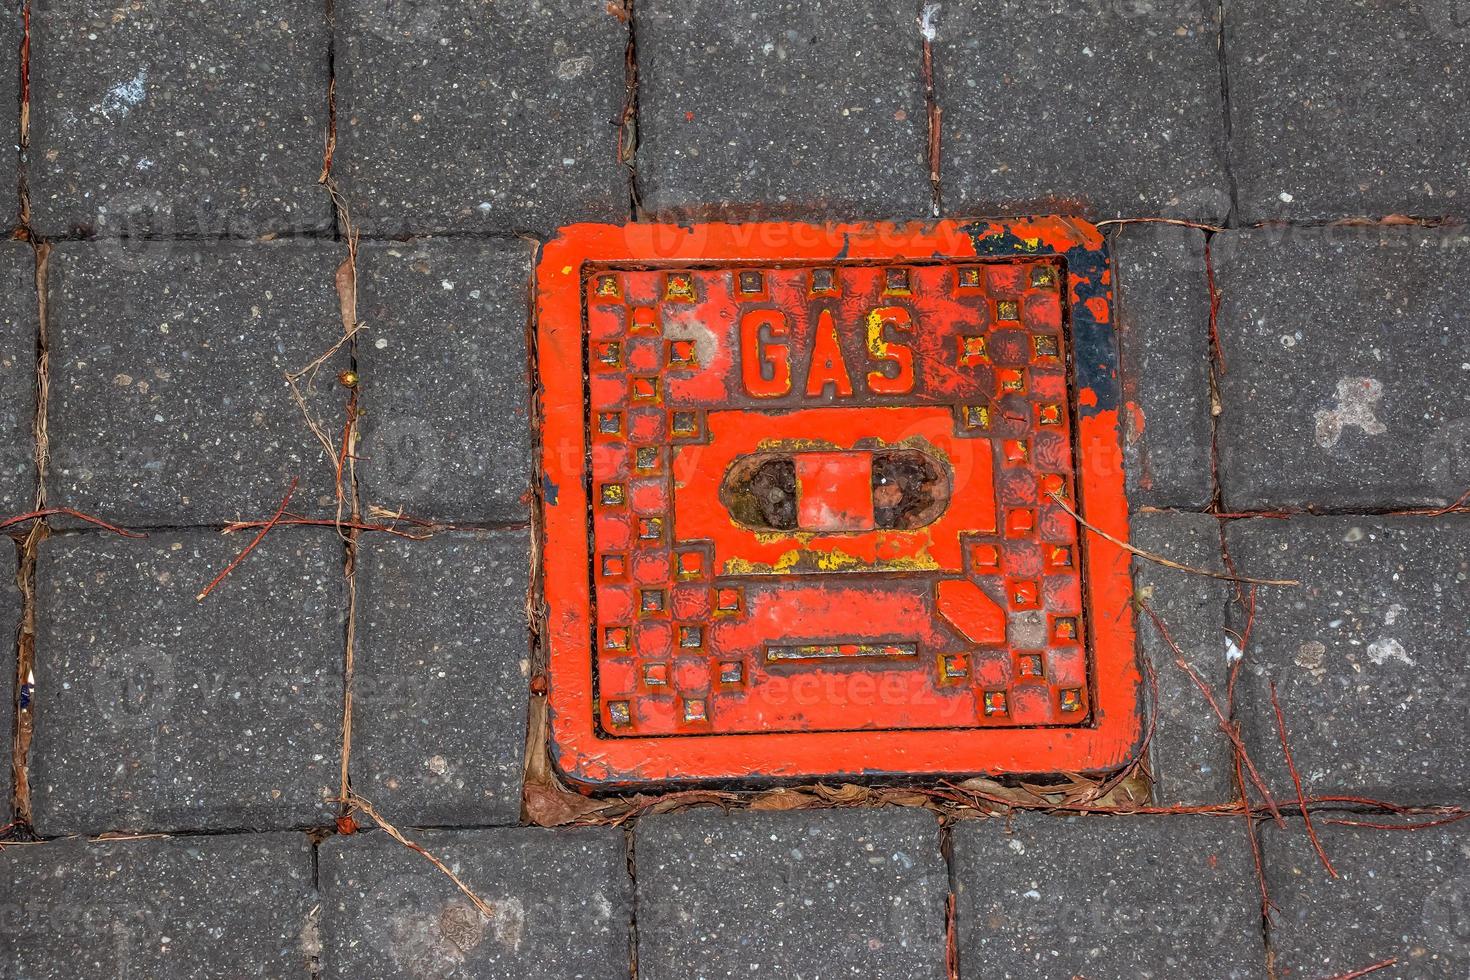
536 219 1142 789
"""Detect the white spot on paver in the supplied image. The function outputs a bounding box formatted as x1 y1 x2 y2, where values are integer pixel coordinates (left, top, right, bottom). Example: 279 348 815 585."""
555 55 591 81
1366 637 1413 667
1225 637 1243 663
918 3 941 40
1279 191 1295 203
1314 377 1387 449
1384 603 1406 627
95 70 147 120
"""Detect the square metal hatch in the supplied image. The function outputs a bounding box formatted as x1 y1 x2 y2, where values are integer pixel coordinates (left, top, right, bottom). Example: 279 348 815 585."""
536 220 1141 788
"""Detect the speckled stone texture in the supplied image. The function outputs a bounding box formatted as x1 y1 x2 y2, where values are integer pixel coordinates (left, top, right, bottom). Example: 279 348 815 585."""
1264 819 1470 978
1214 227 1470 511
355 240 533 523
319 827 631 979
0 547 16 818
0 242 37 517
1112 224 1215 509
938 0 1229 222
1228 516 1470 806
0 833 316 979
636 807 948 980
352 530 530 827
27 0 331 238
953 814 1264 979
46 242 347 527
0 4 18 230
29 529 343 835
335 0 628 235
1227 0 1470 223
636 0 930 221
1130 512 1234 806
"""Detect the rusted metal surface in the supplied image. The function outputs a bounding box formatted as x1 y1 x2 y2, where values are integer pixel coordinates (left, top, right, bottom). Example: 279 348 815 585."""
537 219 1141 788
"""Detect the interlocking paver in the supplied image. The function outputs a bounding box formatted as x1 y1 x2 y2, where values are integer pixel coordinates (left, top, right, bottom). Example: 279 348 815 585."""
27 0 331 238
636 0 930 221
953 813 1264 979
0 242 37 517
1227 0 1470 223
335 0 628 236
0 832 315 979
319 827 631 979
1264 818 1470 979
1228 516 1470 805
938 0 1230 222
1113 224 1216 509
353 530 530 827
0 548 16 820
1215 227 1470 511
636 807 948 980
1 4 18 230
355 240 533 523
30 529 343 835
1130 512 1234 806
46 242 347 527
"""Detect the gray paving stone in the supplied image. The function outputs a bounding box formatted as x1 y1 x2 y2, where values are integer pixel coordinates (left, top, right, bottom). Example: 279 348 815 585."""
636 807 948 980
1227 516 1470 806
355 241 532 523
319 827 631 979
1227 0 1470 223
953 813 1264 979
637 0 930 221
0 544 18 822
335 0 627 236
938 0 1230 222
0 242 37 517
0 833 316 978
1 3 18 231
1214 227 1470 511
27 0 331 238
47 241 349 527
1130 512 1234 806
1263 818 1470 979
353 530 530 828
30 529 343 835
1113 224 1215 509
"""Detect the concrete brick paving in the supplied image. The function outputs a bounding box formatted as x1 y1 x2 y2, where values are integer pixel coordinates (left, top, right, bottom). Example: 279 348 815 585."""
953 814 1265 979
1264 818 1470 979
635 807 949 980
1215 227 1470 511
0 832 316 979
30 529 343 835
1228 515 1470 806
1112 223 1216 510
938 0 1230 222
636 0 930 221
46 242 347 527
354 239 534 523
0 242 37 517
27 0 331 238
1129 511 1234 807
352 530 531 828
319 827 631 979
1227 0 1470 224
2 2 1466 977
0 547 15 820
334 0 628 235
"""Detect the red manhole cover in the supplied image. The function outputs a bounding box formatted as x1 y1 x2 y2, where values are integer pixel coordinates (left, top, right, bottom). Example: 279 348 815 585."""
537 220 1141 788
